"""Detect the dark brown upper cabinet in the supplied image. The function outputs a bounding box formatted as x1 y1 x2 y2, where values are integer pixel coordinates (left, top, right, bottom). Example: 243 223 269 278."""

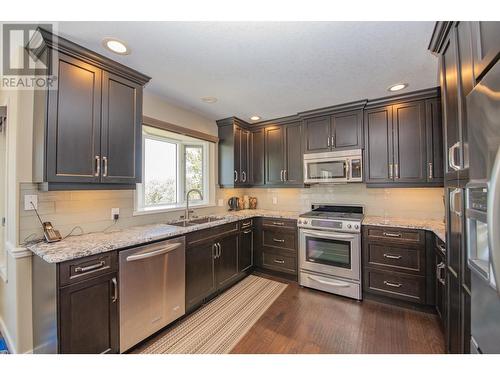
471 21 500 82
302 101 365 154
250 128 265 186
217 117 251 187
264 120 303 186
31 28 150 191
364 88 443 187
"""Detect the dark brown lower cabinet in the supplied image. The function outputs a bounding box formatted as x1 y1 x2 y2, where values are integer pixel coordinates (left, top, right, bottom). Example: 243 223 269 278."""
238 226 254 272
447 270 462 353
59 272 119 354
216 234 239 289
434 244 447 326
185 241 217 312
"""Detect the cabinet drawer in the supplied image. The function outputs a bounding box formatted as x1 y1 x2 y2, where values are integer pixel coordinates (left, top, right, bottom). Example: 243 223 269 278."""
186 222 239 246
364 243 424 274
365 226 425 246
261 217 297 230
262 229 296 251
364 268 425 304
59 252 118 287
262 252 297 275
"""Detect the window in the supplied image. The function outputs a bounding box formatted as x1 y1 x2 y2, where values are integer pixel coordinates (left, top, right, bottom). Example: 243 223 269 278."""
136 125 213 213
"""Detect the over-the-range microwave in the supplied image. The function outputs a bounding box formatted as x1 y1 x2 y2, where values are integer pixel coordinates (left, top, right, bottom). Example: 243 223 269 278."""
303 149 363 184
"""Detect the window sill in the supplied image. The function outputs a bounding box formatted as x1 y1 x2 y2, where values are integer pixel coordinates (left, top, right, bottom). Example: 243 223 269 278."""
133 203 216 216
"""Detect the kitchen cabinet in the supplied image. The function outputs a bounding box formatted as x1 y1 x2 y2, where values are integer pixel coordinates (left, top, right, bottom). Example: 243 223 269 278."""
217 118 251 187
471 21 500 81
434 239 447 326
303 106 364 154
32 251 119 354
264 121 303 186
215 233 239 289
238 220 254 272
364 89 442 187
250 128 265 185
32 28 150 191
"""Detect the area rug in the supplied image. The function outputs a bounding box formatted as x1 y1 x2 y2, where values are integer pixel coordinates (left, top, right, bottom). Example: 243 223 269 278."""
137 275 287 354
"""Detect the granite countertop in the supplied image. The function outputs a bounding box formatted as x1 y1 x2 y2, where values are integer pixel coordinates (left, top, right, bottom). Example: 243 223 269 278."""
26 209 300 264
362 215 446 243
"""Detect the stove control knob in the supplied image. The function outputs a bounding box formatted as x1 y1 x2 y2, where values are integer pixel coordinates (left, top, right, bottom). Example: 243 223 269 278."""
354 224 359 230
347 224 352 229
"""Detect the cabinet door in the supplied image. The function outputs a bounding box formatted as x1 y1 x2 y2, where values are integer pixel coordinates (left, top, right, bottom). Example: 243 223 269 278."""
250 128 265 185
425 98 444 183
216 234 239 288
59 273 118 353
265 126 285 185
461 288 471 354
238 228 253 272
364 106 394 184
304 116 331 153
471 21 500 81
46 53 101 183
186 241 216 311
447 271 462 353
239 129 250 184
284 122 303 185
101 72 142 184
435 250 446 324
392 101 427 183
234 126 241 184
332 110 363 150
441 30 462 177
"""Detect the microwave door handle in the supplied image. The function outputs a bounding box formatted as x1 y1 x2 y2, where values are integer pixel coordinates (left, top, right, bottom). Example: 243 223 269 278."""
488 146 500 288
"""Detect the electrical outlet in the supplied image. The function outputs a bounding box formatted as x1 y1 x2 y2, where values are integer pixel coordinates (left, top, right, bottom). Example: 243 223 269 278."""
111 208 120 220
272 197 278 205
218 199 224 207
24 195 38 210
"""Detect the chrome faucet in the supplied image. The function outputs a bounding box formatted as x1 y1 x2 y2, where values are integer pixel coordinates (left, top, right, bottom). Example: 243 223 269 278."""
185 189 203 221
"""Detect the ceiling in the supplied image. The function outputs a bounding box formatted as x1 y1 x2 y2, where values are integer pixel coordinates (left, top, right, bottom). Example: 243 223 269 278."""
56 22 438 122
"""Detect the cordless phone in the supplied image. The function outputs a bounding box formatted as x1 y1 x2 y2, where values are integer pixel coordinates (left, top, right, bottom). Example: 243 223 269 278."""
32 203 62 243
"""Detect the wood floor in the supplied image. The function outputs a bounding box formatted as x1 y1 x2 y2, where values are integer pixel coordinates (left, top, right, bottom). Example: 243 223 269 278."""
230 276 445 354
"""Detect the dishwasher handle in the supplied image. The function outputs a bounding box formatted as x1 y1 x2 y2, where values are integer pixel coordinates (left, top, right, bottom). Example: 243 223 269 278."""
126 242 182 262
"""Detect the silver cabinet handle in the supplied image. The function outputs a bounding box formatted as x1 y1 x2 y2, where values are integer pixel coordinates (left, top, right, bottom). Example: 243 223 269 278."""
273 238 285 243
102 156 108 177
308 275 350 288
111 277 118 303
448 141 461 170
212 243 217 259
428 162 433 179
218 243 222 258
126 243 181 262
243 229 252 234
273 259 285 264
95 155 101 177
331 136 335 148
272 221 284 226
383 232 402 238
345 161 350 181
436 262 446 285
241 171 246 182
74 261 106 273
394 163 399 179
241 221 252 228
280 169 284 182
450 188 462 217
389 163 393 179
284 169 287 181
383 253 402 260
327 137 330 147
383 281 402 288
437 244 446 253
234 170 238 182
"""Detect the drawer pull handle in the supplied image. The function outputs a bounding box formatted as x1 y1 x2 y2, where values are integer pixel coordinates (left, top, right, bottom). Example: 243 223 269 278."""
273 238 285 243
383 253 402 260
437 244 446 253
383 281 402 288
74 261 106 274
111 277 118 303
272 222 285 226
273 259 285 264
383 232 402 238
436 262 446 285
241 221 252 228
243 229 252 234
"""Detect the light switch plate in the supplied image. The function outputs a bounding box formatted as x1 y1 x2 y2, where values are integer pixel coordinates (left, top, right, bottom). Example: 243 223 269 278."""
24 195 38 210
218 199 224 207
272 197 278 205
111 208 120 220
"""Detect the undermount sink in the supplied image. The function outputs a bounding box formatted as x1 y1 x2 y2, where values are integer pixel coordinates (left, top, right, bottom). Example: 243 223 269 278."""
168 216 222 227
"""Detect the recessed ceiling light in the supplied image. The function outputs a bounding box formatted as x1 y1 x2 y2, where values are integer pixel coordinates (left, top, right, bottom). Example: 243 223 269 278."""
250 116 261 121
102 38 130 55
388 83 408 92
201 97 218 103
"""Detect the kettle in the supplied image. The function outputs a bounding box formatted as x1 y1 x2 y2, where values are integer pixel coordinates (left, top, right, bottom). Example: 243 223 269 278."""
228 197 240 211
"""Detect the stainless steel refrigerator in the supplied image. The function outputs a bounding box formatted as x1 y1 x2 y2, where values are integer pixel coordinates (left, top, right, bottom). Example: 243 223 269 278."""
466 59 500 354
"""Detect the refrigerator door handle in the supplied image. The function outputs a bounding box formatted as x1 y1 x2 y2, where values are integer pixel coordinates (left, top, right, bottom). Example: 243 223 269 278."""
488 146 500 292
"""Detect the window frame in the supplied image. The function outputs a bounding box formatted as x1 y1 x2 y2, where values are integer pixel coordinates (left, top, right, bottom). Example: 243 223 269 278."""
135 125 213 215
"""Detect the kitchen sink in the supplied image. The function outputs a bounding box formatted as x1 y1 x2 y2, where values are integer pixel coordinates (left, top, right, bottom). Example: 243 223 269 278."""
168 216 223 227
168 220 197 227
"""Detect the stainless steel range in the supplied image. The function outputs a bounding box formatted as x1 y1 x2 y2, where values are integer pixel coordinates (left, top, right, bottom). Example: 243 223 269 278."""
298 204 363 300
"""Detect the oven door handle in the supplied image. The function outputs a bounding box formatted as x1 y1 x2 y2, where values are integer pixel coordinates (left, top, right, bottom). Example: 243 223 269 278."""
307 275 350 288
300 229 356 240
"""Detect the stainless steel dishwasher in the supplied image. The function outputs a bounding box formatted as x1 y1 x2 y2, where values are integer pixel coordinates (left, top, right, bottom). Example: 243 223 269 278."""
119 236 185 352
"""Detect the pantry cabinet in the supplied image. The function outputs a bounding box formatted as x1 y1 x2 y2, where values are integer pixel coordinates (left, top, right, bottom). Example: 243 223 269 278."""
32 28 150 191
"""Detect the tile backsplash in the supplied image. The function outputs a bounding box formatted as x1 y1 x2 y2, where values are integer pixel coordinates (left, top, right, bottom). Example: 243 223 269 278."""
19 183 444 245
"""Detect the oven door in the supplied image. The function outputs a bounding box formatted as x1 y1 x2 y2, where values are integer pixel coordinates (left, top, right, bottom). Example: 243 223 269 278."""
299 228 360 281
304 157 348 183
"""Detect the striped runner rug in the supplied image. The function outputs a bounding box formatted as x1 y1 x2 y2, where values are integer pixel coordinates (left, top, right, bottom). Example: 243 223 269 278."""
137 275 287 354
